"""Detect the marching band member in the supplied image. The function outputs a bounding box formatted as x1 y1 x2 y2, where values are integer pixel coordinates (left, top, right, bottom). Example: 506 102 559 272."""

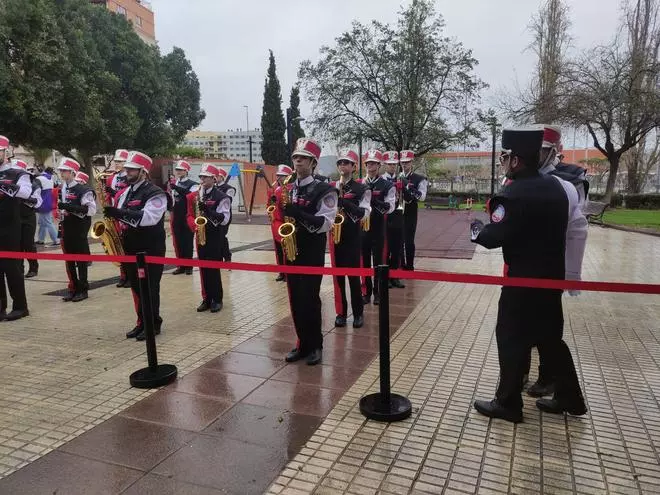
400 150 428 271
107 149 130 288
281 138 337 366
215 167 236 263
0 136 31 321
330 149 370 328
103 151 170 341
186 164 230 313
14 161 42 279
361 150 395 305
470 128 586 422
57 158 96 303
169 160 199 275
382 151 405 289
269 164 293 282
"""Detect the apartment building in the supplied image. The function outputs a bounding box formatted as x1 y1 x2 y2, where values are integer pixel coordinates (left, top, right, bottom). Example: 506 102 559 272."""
183 129 264 163
90 0 156 44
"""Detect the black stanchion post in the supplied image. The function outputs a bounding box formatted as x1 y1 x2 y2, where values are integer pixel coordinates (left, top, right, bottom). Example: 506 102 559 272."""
359 265 412 422
129 252 178 389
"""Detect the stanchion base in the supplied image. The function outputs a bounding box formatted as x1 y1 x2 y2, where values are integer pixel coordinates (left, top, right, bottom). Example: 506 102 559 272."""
129 364 178 389
359 393 412 422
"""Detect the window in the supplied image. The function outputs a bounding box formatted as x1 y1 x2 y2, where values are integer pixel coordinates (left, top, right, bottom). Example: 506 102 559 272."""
135 15 143 27
116 5 127 16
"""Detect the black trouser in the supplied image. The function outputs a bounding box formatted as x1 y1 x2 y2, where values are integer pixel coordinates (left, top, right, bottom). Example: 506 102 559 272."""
332 230 363 318
495 287 583 410
62 217 91 294
275 242 284 266
387 211 404 270
402 203 419 269
219 224 231 262
198 229 224 304
172 210 194 266
287 231 326 354
20 213 38 274
0 257 27 312
361 216 386 298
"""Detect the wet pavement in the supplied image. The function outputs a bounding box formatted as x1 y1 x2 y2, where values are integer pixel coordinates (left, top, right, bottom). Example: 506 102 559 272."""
0 212 659 494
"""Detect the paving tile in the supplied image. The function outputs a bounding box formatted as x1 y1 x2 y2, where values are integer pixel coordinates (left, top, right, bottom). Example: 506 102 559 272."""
201 352 286 378
233 337 295 359
119 391 232 431
270 363 365 390
242 380 345 417
59 416 193 471
168 369 265 401
152 435 286 494
122 473 226 495
0 451 142 494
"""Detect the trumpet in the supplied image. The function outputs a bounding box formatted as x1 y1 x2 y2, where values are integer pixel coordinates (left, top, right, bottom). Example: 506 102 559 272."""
277 175 297 262
91 170 124 266
194 193 207 247
332 177 345 245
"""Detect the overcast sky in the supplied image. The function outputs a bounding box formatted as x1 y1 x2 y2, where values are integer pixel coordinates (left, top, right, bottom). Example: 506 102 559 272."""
153 0 623 139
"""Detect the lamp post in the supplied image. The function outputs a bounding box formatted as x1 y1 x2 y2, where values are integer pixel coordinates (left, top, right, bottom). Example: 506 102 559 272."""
243 105 249 132
490 117 501 197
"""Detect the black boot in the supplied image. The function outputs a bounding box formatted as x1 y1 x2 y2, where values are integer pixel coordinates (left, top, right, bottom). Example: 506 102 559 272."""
185 268 193 275
126 326 142 339
5 309 29 321
62 292 75 302
474 399 522 423
527 366 555 397
352 315 364 328
25 270 38 279
72 291 89 302
391 278 405 289
536 394 587 416
306 349 322 366
196 300 210 312
172 267 186 275
210 301 223 313
275 273 286 282
285 347 308 363
335 315 347 327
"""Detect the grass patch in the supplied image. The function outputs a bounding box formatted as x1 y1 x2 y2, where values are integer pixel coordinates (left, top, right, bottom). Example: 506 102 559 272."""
602 208 660 231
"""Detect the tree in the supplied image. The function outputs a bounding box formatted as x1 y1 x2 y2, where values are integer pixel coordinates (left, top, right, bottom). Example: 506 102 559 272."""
260 50 287 165
289 85 306 144
559 0 660 201
299 0 484 155
167 146 205 159
0 0 204 170
623 129 660 192
28 148 52 167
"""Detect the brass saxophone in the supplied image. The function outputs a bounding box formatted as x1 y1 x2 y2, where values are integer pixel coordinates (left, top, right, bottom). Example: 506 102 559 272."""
91 170 125 266
362 179 371 232
266 178 278 223
332 177 345 245
195 189 207 247
277 175 297 262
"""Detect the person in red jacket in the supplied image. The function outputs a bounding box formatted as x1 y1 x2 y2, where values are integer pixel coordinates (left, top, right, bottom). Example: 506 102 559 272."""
268 164 293 282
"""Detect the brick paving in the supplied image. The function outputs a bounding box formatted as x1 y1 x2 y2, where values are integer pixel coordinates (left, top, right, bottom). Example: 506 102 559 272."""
0 213 658 494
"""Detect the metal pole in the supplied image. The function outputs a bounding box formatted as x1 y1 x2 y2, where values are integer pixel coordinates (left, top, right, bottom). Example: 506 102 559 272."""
129 252 177 388
248 136 253 163
243 105 249 132
248 166 258 218
490 121 497 196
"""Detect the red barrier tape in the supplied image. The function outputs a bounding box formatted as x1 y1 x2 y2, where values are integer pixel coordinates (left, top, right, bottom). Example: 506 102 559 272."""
1 251 659 295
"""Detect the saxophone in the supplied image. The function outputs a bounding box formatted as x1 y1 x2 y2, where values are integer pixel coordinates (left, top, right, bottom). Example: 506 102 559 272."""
91 170 125 266
362 179 371 232
195 189 207 247
332 177 345 245
277 175 297 262
266 178 278 223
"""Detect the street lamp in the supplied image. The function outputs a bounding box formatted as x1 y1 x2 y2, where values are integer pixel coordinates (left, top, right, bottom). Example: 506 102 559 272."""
243 105 249 131
286 107 305 164
489 116 501 197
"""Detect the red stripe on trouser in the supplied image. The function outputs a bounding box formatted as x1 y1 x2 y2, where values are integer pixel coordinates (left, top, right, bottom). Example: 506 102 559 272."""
329 234 344 316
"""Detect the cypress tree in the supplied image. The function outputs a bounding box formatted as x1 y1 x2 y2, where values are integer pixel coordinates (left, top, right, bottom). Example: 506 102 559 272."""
260 50 287 165
290 85 305 144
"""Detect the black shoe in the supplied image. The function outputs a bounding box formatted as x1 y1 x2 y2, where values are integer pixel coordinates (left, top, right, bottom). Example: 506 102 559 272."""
210 301 223 313
362 295 371 305
306 349 322 366
285 347 307 363
392 278 405 289
172 267 186 275
35 241 45 245
474 399 523 423
275 274 286 282
373 294 380 305
352 315 364 328
527 380 555 398
62 292 75 302
126 326 142 339
5 309 29 322
536 396 587 416
71 292 88 303
25 271 38 279
335 315 347 327
196 301 210 312
116 279 128 288
185 268 193 275
402 266 414 271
